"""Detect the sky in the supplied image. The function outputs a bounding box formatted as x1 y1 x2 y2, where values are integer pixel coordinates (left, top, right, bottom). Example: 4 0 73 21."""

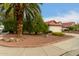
40 3 79 23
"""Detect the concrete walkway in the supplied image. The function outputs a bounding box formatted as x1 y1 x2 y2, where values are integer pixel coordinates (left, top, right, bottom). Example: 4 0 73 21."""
0 33 79 56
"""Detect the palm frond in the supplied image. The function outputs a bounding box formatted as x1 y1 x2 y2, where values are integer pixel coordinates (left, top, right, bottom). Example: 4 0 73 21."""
23 3 42 21
5 4 14 15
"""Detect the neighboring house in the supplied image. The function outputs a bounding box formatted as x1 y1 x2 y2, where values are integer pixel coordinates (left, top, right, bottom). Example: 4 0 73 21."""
62 22 75 31
45 20 62 32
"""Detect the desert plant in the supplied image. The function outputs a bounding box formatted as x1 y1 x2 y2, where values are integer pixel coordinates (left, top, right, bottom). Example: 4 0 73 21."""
52 32 64 36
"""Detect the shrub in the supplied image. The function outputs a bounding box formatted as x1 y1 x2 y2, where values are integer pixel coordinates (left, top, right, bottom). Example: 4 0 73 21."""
68 26 75 31
52 32 64 36
23 20 27 32
23 18 49 34
67 25 79 31
2 16 48 34
2 17 17 33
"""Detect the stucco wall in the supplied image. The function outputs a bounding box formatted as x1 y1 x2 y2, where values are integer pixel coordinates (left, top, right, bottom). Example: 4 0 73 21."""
49 26 62 32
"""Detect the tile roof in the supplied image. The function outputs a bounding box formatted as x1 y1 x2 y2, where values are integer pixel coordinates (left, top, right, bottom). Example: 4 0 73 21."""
45 20 62 26
62 22 75 28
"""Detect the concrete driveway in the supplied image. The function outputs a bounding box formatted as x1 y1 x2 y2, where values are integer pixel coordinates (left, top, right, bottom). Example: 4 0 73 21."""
0 33 79 56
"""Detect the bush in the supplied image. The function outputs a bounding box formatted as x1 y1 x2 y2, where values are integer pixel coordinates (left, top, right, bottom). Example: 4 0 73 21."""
23 20 27 32
68 26 75 31
68 25 79 31
52 32 64 36
23 18 48 34
2 17 17 33
3 18 48 34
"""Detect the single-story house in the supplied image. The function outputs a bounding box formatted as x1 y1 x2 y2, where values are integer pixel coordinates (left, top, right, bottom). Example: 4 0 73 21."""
45 20 62 32
62 22 75 31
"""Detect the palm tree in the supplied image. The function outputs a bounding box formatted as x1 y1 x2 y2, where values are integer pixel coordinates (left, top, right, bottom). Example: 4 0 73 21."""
0 3 42 38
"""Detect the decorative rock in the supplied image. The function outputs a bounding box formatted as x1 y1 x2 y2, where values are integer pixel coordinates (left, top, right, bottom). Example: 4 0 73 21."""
9 37 16 42
0 37 3 40
3 38 10 42
0 37 17 42
0 35 4 40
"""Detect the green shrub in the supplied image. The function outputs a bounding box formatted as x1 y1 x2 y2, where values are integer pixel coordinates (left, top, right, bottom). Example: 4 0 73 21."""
2 17 17 33
3 18 26 33
23 20 27 32
68 26 75 31
3 18 48 34
23 18 48 34
52 32 64 36
68 25 79 31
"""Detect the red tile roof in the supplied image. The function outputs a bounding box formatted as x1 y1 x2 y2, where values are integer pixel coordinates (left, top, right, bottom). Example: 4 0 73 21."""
62 22 75 28
45 20 62 26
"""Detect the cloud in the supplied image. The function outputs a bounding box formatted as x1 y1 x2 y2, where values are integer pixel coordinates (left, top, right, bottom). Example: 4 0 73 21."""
44 10 79 23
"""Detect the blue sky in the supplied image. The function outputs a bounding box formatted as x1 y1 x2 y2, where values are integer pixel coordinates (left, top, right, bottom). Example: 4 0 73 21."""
40 3 79 23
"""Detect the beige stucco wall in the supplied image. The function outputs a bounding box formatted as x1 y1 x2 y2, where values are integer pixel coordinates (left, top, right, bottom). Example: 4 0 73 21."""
49 26 62 32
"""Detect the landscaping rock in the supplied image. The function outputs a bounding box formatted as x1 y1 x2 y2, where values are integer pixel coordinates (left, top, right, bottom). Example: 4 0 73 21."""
2 38 17 42
3 38 10 42
9 37 16 42
0 37 4 40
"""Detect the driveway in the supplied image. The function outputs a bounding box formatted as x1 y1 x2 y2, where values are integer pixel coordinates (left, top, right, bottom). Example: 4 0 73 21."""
0 33 79 56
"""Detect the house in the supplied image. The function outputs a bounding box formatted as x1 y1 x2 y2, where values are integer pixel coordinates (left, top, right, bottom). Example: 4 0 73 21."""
45 20 62 32
62 22 75 31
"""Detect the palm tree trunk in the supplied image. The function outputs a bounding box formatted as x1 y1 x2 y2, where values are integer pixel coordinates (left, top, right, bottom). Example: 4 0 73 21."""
14 3 23 37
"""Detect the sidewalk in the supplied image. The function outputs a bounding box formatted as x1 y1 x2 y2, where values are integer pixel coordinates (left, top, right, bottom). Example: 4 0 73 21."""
0 33 79 56
0 45 66 56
